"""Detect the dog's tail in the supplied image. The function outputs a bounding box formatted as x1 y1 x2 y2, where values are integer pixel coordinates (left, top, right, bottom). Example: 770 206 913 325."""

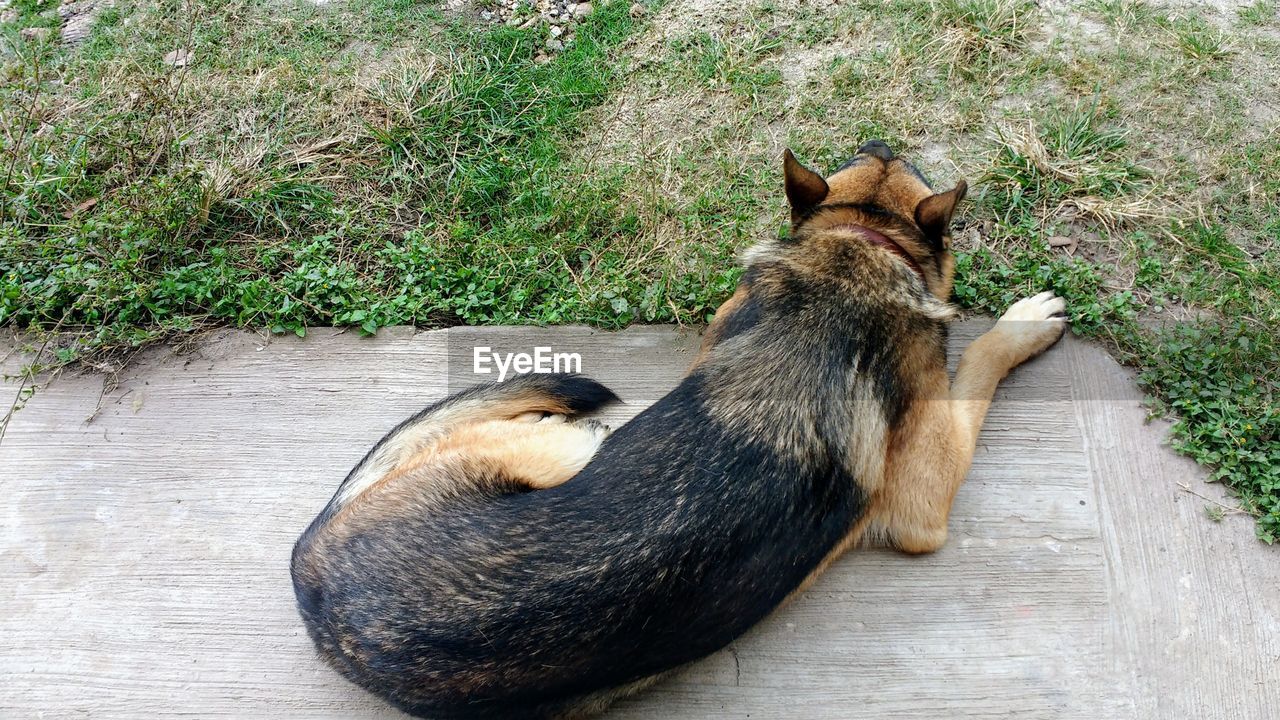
318 374 618 517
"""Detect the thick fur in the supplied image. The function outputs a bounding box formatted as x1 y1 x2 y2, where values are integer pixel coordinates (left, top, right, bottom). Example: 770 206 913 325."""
291 143 1068 719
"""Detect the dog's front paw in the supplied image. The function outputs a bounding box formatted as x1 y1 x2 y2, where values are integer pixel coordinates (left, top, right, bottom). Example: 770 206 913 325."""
993 291 1067 365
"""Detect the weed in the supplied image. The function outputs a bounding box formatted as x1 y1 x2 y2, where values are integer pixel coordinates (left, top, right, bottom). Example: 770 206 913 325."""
1140 320 1278 542
665 30 783 96
1087 0 1154 30
1237 0 1277 26
982 99 1152 228
930 0 1037 56
1164 14 1230 62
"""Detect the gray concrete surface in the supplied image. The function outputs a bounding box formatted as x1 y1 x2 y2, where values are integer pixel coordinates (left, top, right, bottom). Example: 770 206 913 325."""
1 323 1276 719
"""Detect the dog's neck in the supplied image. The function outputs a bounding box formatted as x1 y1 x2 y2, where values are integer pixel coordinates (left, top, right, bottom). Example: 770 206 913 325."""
826 224 925 280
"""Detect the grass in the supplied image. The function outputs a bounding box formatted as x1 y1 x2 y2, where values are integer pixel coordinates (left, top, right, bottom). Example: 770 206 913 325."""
2 0 1278 540
2 0 735 352
1238 0 1278 26
982 99 1152 228
1164 14 1230 61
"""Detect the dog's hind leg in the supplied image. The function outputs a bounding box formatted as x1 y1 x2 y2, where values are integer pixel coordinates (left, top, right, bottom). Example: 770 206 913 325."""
425 417 612 490
318 375 617 515
868 292 1067 554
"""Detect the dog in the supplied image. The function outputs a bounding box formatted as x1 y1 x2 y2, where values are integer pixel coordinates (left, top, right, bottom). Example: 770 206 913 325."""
290 140 1068 719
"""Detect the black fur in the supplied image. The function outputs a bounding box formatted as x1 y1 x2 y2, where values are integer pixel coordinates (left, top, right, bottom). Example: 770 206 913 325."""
300 374 869 719
374 379 862 718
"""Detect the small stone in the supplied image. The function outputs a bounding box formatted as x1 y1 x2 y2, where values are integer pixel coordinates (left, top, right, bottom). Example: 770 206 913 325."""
572 1 593 19
519 16 538 28
1046 235 1075 248
480 10 492 19
506 15 521 25
549 24 563 37
58 0 96 20
533 52 551 64
628 2 646 18
20 26 51 41
546 38 563 52
54 0 105 45
164 49 193 67
62 197 98 218
1 9 17 23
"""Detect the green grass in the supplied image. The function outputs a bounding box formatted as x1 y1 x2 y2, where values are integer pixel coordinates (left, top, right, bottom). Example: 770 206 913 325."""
2 0 734 354
1237 0 1278 26
1 0 1278 540
1164 14 1230 61
932 0 1037 54
982 98 1150 227
1087 0 1155 30
666 29 784 95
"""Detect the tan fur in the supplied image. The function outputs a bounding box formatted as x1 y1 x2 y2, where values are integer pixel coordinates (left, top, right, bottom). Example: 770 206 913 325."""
387 419 606 491
863 295 1066 554
330 418 608 536
331 389 584 512
688 284 748 371
751 301 1064 598
732 152 1066 572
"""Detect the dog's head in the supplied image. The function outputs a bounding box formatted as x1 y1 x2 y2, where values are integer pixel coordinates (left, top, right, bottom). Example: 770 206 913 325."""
783 141 966 299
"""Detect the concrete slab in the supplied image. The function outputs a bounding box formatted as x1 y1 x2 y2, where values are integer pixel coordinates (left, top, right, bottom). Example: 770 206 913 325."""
1 323 1276 719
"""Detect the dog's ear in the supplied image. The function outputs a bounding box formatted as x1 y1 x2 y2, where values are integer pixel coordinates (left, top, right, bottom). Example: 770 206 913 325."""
784 149 829 217
914 179 968 245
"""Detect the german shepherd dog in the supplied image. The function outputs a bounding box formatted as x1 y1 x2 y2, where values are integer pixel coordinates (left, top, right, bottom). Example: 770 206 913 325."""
291 141 1068 719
